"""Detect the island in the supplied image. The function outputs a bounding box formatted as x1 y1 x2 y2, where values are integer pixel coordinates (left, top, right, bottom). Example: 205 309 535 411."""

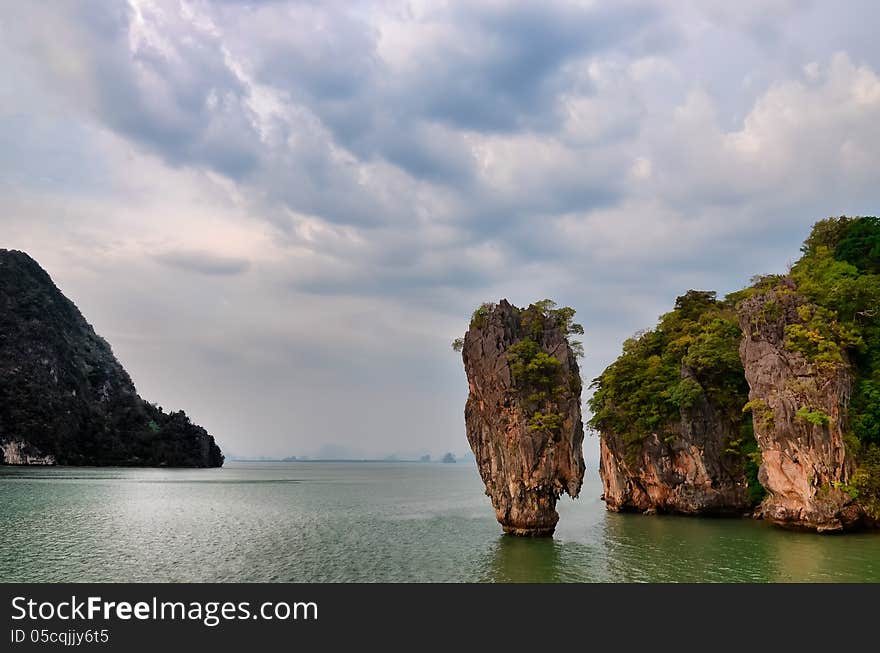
455 299 586 536
590 216 880 532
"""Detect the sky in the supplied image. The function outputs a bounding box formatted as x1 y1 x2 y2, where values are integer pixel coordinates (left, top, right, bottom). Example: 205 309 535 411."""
2 1 880 462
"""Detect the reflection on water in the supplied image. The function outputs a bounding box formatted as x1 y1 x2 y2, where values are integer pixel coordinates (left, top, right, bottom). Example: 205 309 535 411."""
2 463 879 582
765 527 880 582
600 512 775 582
481 536 565 582
584 508 879 582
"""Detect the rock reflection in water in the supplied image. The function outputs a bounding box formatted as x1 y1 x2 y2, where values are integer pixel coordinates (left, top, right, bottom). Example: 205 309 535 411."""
481 535 566 582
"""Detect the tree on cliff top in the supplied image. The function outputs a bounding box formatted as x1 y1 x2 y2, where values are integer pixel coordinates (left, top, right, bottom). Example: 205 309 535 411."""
588 290 750 437
454 300 585 440
588 289 763 503
451 299 584 357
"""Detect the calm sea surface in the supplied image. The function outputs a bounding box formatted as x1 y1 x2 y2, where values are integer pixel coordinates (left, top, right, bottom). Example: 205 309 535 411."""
2 461 879 582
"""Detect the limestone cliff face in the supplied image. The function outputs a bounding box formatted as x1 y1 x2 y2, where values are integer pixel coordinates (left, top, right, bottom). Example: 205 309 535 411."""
738 285 861 531
461 300 585 536
599 366 753 515
0 439 56 465
0 249 223 467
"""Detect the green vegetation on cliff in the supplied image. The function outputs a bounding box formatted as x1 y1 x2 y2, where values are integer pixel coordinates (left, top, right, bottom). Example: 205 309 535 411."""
588 290 764 502
788 217 880 516
506 301 583 438
455 300 583 439
453 299 584 356
590 216 879 516
732 218 880 515
0 249 224 467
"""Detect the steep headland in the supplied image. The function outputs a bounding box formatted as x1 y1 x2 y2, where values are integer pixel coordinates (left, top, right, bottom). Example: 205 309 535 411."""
590 216 880 532
0 249 223 467
456 299 585 536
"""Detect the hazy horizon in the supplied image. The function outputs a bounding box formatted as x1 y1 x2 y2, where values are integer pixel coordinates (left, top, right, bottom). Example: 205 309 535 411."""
3 1 880 461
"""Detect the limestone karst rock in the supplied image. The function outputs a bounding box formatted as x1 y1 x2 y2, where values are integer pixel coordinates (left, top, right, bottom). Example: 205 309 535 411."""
738 284 863 531
592 291 757 516
0 249 223 467
592 216 880 533
459 299 585 536
598 368 755 515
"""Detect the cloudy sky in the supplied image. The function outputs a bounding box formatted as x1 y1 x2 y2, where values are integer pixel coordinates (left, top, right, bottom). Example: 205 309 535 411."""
2 1 879 462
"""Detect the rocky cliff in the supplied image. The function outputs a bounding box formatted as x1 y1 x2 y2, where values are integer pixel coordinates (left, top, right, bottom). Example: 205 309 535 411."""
459 299 585 536
591 291 759 515
599 366 754 515
731 216 880 532
738 283 862 531
0 249 223 467
591 217 880 532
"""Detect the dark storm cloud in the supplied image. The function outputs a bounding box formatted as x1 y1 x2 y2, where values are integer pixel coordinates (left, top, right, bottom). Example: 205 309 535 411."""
220 0 670 190
372 124 477 187
244 5 379 103
0 0 663 241
413 1 666 132
0 1 261 179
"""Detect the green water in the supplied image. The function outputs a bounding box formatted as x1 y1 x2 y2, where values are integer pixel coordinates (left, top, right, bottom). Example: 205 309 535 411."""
1 462 879 582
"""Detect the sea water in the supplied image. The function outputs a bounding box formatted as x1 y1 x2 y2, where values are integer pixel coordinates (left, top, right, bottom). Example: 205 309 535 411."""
2 462 879 582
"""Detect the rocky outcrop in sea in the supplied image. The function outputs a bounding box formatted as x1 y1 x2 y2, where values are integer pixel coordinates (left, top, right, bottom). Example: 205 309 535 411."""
738 284 862 531
459 299 585 536
592 291 757 516
599 365 754 515
591 216 880 533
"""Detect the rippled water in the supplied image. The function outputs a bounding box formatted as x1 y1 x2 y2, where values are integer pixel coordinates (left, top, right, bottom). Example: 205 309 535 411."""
2 462 879 582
